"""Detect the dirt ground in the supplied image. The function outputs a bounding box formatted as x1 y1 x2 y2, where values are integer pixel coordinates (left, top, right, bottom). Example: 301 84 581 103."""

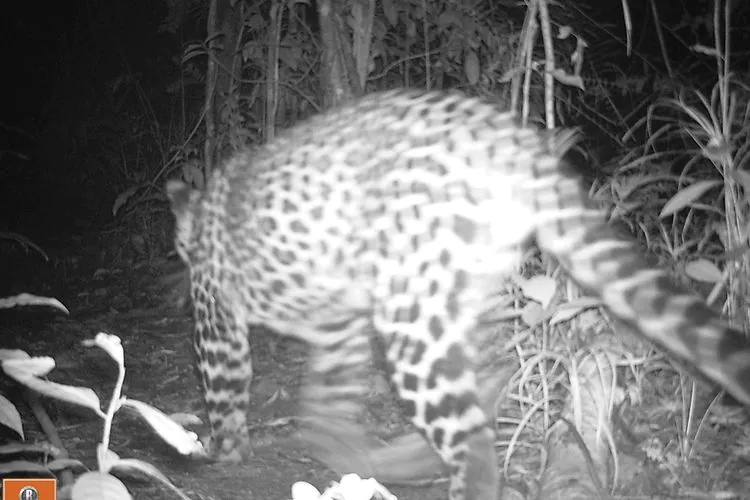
3 248 750 500
1 255 451 500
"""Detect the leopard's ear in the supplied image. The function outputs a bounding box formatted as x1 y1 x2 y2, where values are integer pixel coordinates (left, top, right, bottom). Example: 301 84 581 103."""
166 180 196 217
166 179 189 204
166 180 199 258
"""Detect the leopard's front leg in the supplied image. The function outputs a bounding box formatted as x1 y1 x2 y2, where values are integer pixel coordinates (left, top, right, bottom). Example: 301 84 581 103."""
193 287 254 462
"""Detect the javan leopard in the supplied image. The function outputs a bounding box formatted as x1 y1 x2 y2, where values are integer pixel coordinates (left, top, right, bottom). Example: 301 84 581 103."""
167 88 750 500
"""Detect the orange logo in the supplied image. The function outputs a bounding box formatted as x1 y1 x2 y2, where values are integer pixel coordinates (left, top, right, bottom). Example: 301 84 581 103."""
2 479 57 500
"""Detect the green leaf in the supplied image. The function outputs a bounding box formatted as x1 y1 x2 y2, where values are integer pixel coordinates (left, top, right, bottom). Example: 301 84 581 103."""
660 180 721 218
518 275 557 308
685 259 723 283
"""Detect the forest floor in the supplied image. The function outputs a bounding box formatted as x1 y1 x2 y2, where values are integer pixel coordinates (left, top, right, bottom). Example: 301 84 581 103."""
2 242 750 500
1 252 448 500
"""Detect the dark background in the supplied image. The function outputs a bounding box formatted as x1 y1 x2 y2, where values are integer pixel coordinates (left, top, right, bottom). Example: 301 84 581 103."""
2 0 749 267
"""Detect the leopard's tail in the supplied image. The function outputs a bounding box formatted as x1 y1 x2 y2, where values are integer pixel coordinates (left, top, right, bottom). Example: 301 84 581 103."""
531 132 750 406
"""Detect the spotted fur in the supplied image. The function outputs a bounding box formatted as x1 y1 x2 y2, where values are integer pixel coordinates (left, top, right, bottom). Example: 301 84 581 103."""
168 89 750 500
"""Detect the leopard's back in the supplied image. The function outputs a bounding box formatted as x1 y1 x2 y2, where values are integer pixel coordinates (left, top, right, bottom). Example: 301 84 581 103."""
200 90 534 338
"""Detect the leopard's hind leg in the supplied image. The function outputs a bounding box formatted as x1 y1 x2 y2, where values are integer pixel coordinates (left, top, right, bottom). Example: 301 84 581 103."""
298 314 384 476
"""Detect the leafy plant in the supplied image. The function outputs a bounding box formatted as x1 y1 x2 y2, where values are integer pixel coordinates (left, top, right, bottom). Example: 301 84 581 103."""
0 232 49 263
596 0 750 474
291 474 396 500
0 329 203 500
